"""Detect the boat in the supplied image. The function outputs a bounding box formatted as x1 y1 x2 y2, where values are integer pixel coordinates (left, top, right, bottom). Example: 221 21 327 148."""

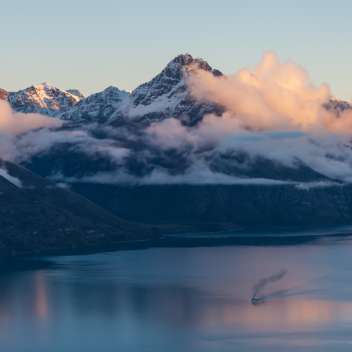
251 296 265 305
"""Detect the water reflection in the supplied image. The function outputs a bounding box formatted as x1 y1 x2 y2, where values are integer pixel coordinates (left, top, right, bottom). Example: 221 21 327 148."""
1 244 352 351
34 272 49 320
2 275 350 330
209 298 352 330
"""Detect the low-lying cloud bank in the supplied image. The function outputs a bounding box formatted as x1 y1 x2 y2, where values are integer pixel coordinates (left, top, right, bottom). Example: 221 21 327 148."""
0 101 128 166
146 120 352 183
0 100 61 161
0 100 60 135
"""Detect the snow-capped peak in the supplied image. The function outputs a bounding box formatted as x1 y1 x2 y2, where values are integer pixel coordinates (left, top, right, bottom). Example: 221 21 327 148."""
131 53 221 107
127 54 223 124
162 53 221 75
7 83 83 117
59 86 130 122
4 54 223 126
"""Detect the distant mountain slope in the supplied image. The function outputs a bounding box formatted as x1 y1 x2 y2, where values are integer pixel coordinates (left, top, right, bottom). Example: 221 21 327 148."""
0 160 155 257
72 183 352 230
60 86 129 122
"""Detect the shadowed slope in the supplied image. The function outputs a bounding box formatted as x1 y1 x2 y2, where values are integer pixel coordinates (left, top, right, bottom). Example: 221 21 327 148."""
0 160 155 257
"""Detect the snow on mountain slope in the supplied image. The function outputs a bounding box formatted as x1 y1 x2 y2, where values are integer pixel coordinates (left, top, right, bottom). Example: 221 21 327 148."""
4 54 351 127
128 54 223 125
60 86 129 122
55 54 224 126
0 167 22 188
10 53 352 187
4 54 352 233
7 83 83 117
66 89 85 100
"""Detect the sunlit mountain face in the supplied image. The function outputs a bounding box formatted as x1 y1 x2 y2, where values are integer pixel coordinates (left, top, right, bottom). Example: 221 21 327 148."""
6 83 82 117
2 53 352 229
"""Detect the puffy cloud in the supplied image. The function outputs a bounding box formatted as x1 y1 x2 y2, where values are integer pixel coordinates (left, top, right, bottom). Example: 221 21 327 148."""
188 52 352 134
0 100 61 160
0 100 60 135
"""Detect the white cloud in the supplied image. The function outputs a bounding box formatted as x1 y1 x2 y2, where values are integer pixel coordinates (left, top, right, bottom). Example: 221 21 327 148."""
0 100 62 161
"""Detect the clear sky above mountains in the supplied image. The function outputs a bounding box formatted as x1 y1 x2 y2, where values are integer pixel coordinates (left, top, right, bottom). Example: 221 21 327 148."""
1 0 352 100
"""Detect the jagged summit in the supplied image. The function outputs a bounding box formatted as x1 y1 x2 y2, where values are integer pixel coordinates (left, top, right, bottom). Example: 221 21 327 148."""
4 54 349 128
33 82 52 89
35 54 224 125
7 83 83 117
170 53 194 65
131 53 221 107
102 85 129 96
164 53 221 75
59 85 130 122
125 53 224 125
4 54 222 125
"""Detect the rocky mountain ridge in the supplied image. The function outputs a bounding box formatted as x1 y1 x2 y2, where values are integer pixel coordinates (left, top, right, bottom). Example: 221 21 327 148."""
2 54 351 125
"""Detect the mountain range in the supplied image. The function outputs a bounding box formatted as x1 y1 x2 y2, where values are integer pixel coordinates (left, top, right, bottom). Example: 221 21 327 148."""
2 54 351 124
3 54 351 182
1 54 224 125
2 53 352 254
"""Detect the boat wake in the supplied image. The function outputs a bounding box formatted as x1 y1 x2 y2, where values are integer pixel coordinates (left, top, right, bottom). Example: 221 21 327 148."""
251 270 287 305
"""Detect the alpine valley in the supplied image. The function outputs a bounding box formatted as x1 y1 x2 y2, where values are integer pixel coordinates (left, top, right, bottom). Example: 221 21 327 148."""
2 54 352 256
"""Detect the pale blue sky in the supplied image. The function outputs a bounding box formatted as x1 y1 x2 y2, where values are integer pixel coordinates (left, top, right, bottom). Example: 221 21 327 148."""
1 0 352 99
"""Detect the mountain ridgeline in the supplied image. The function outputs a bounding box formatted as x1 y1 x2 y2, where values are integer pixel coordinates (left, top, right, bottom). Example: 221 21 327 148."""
2 53 352 247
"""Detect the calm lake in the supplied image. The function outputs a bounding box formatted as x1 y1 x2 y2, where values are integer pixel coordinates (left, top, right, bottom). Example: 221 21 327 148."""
1 238 352 351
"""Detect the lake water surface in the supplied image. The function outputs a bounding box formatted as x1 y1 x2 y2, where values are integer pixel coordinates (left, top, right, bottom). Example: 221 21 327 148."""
1 238 352 351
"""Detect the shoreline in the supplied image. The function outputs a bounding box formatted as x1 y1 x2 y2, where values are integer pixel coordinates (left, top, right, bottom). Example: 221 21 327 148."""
1 228 352 267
